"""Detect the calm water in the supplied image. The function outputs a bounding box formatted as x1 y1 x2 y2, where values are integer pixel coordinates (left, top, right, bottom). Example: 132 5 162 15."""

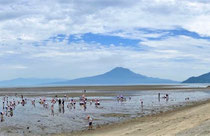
0 90 210 135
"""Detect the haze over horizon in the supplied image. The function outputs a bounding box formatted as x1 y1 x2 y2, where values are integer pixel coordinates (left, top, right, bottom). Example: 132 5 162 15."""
1 0 210 81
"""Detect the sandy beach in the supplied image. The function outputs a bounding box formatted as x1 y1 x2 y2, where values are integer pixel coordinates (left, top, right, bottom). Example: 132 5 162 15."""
2 0 210 135
59 99 210 136
0 85 210 136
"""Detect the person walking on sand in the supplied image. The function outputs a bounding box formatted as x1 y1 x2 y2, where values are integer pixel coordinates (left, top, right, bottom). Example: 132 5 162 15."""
87 115 93 130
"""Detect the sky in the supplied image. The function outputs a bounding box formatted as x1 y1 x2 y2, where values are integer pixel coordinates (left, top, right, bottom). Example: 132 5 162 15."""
0 0 210 81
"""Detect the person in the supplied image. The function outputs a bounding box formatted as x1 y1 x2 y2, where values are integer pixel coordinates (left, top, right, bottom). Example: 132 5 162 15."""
32 99 36 107
140 99 143 107
0 112 4 122
87 115 93 130
3 101 5 109
84 104 87 111
166 94 169 102
51 104 54 116
58 99 61 105
158 93 160 102
62 104 65 113
21 99 25 106
10 107 13 117
185 97 190 100
62 99 65 107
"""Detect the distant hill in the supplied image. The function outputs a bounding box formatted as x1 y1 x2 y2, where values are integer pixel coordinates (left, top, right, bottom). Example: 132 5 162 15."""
0 67 178 87
53 67 178 85
0 78 66 87
183 72 210 83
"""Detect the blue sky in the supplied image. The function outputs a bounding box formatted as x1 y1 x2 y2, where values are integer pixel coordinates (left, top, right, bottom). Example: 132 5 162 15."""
0 0 210 81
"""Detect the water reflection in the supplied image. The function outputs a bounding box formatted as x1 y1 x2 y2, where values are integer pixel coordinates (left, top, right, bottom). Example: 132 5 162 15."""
0 90 210 133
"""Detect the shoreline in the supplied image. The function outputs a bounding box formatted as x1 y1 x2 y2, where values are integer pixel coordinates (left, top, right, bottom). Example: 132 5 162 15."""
0 85 208 97
0 86 210 136
0 84 207 91
55 99 210 136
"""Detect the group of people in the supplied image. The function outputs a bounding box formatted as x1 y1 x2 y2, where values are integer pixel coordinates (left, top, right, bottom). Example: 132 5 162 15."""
0 93 97 129
0 95 27 122
1 92 170 129
117 95 127 102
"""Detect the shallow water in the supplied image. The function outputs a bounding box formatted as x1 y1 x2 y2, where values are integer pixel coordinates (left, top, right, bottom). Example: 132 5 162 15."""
0 90 210 135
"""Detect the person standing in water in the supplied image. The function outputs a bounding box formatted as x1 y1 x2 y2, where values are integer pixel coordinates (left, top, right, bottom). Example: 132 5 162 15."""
0 112 4 122
51 104 54 116
158 93 160 102
166 94 169 102
3 101 5 109
87 115 93 130
140 99 143 107
62 99 65 107
10 107 13 117
58 99 61 105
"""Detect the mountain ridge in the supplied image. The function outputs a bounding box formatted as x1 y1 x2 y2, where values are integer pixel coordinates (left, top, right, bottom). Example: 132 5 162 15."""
0 67 178 87
53 67 178 85
0 78 66 87
182 72 210 83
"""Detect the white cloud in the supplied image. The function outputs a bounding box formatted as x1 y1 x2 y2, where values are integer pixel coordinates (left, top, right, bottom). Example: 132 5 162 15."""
0 0 210 43
0 35 210 81
0 0 210 81
0 64 27 70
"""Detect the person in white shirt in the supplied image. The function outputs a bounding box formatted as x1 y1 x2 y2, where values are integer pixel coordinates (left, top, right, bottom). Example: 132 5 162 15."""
87 115 93 130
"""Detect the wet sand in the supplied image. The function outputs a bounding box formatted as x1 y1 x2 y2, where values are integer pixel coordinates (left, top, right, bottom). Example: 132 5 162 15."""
1 85 210 136
0 85 208 97
58 99 210 136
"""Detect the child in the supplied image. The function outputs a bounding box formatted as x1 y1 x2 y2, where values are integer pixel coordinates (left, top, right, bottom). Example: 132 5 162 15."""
87 115 93 130
51 104 54 116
